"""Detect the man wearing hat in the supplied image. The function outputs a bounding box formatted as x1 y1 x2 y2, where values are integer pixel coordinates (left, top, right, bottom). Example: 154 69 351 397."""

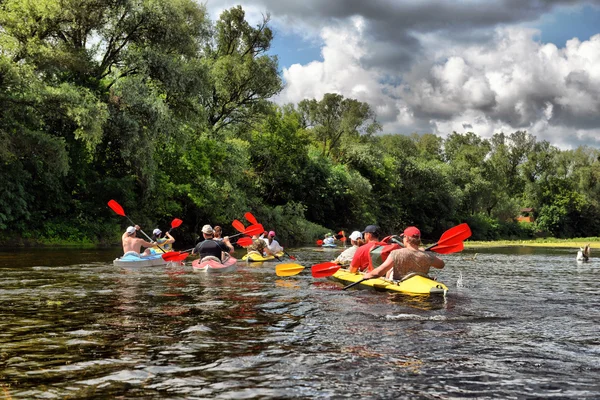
192 224 234 262
348 225 383 273
122 225 157 257
363 226 445 281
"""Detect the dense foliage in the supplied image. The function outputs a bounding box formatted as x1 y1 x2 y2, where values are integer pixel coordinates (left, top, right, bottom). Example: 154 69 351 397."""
2 1 600 246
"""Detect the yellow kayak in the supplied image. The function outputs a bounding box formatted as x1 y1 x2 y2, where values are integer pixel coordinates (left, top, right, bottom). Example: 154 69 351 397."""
242 251 285 262
330 269 448 295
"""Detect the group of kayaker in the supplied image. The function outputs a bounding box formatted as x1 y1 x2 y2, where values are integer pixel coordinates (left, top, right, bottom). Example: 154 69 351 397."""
331 224 445 280
120 222 285 263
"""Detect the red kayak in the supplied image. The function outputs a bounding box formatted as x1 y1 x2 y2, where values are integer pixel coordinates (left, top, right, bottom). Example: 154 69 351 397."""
192 256 237 273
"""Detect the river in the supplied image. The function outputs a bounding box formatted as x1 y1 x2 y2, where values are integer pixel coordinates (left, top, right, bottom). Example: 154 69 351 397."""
1 246 599 399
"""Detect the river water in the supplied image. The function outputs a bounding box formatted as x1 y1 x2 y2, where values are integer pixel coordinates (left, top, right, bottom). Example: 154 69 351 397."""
1 246 599 399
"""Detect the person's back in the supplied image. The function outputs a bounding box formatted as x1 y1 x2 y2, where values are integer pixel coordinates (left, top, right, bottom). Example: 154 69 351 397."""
193 225 233 261
363 226 444 281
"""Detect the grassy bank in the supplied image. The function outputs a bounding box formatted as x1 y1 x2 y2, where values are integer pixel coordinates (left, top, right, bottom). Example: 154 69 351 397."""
465 237 600 249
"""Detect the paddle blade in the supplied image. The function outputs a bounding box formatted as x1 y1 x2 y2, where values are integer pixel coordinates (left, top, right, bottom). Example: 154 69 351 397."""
311 262 341 278
170 252 189 262
232 219 246 233
316 240 323 246
276 263 305 276
108 200 125 217
431 242 464 254
162 251 182 261
171 218 183 229
243 224 264 236
437 223 472 246
244 212 259 225
236 237 253 247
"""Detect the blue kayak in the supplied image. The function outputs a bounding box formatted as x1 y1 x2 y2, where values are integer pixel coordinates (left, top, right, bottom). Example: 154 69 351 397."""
113 253 168 268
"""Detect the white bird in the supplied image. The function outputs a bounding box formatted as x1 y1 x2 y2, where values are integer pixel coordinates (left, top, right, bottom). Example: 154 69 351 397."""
576 244 591 262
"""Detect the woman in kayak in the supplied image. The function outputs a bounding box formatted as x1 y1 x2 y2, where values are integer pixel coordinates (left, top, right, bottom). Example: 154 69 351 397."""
213 226 224 242
192 224 234 263
334 231 364 265
265 231 284 254
152 228 175 252
362 226 445 281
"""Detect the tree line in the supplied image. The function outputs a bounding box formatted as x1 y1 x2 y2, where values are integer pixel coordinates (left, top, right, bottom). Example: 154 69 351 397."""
1 1 599 247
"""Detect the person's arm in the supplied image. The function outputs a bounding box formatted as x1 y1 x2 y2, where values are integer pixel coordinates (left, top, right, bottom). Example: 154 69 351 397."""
363 256 394 279
348 247 363 273
428 252 445 269
139 238 156 249
165 232 175 244
221 237 234 254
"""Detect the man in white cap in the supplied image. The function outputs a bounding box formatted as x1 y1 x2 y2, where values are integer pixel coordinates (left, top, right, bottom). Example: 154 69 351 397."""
334 231 363 265
192 224 234 262
122 225 157 257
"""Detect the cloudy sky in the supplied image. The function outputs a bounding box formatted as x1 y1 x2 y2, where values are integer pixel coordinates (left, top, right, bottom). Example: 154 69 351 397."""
205 0 600 149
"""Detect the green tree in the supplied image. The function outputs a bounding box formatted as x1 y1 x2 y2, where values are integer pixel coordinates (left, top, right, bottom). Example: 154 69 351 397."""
201 6 282 135
298 93 381 161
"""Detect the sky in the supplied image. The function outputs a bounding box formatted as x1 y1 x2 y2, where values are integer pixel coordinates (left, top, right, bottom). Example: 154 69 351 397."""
204 0 600 149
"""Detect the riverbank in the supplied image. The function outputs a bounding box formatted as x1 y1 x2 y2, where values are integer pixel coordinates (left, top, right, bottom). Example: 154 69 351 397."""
465 238 600 249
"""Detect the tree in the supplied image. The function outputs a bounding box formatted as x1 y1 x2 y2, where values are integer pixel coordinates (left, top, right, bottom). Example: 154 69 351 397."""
298 93 381 161
200 6 282 135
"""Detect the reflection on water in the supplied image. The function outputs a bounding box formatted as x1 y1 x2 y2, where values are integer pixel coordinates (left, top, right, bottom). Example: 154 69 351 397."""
1 247 600 399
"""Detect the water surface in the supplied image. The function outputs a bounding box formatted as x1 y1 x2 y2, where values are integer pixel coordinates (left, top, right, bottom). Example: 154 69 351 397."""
1 246 599 399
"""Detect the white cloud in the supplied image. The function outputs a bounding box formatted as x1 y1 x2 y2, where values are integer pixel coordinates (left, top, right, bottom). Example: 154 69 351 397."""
275 20 600 148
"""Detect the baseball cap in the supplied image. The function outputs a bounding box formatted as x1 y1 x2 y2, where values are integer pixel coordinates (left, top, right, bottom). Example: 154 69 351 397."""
362 225 380 234
349 231 362 241
268 231 275 237
202 225 214 234
152 228 161 236
126 226 136 235
403 226 421 237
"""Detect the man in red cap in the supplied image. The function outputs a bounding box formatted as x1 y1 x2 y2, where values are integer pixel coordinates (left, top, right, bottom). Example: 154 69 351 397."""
362 226 445 280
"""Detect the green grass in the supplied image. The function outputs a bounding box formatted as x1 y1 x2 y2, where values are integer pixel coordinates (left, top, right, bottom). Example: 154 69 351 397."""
465 237 600 249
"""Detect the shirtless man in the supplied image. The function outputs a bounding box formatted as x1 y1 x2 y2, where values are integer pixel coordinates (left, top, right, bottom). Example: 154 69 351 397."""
122 225 157 257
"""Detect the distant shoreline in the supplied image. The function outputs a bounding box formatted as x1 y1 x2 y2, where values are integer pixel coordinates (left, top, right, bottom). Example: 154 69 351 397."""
465 239 599 249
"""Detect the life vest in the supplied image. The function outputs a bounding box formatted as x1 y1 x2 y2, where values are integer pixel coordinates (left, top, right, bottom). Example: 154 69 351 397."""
368 236 403 270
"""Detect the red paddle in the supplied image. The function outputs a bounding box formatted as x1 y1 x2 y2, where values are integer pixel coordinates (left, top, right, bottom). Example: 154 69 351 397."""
169 218 183 232
311 262 341 278
232 219 246 233
316 240 323 246
244 212 259 225
230 224 264 238
236 237 253 247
